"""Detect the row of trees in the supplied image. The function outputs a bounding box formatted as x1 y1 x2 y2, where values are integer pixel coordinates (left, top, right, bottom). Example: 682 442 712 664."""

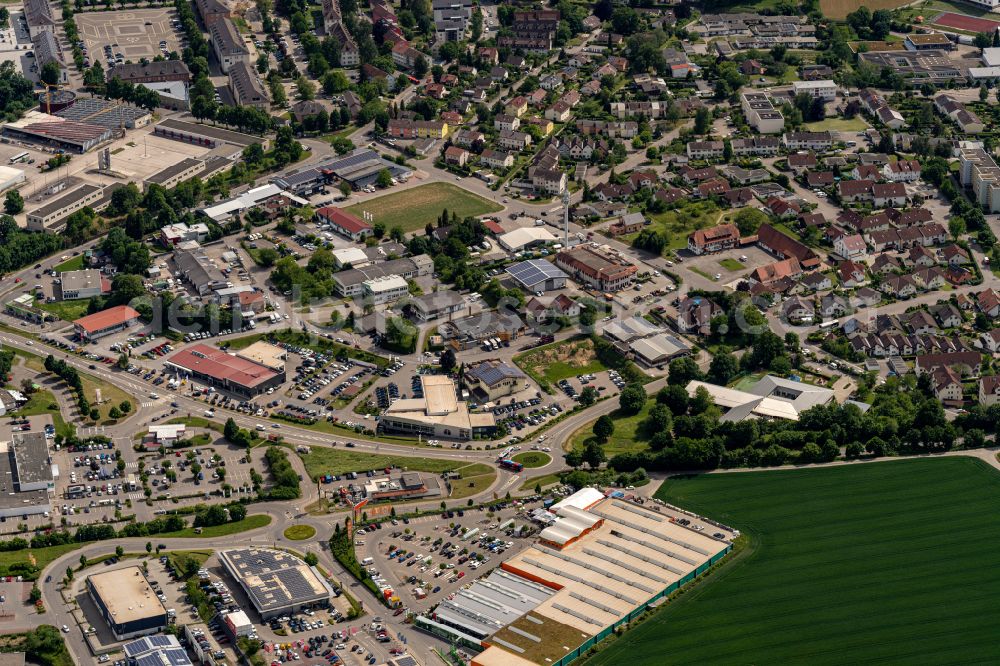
42 355 90 420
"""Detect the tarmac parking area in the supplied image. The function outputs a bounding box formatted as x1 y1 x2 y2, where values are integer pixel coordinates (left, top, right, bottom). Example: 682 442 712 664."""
76 8 184 63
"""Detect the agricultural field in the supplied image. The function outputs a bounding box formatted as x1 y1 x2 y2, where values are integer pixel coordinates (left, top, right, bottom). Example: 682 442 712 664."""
513 337 607 387
583 458 1000 665
345 182 502 233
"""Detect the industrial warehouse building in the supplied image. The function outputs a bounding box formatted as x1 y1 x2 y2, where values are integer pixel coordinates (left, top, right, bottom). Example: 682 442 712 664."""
87 567 168 640
165 343 285 396
418 489 733 666
685 374 835 422
218 548 333 620
379 375 495 439
0 431 53 519
505 259 568 292
72 305 141 341
59 269 110 301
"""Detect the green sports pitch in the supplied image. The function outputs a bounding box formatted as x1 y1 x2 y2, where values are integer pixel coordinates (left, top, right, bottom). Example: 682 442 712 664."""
581 458 1000 665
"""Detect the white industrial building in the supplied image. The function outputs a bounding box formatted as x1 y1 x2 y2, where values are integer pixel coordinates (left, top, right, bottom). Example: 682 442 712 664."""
498 227 558 252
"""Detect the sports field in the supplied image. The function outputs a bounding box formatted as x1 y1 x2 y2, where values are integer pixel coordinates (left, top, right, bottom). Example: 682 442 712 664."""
933 10 1000 32
345 182 502 233
582 458 1000 665
819 0 910 19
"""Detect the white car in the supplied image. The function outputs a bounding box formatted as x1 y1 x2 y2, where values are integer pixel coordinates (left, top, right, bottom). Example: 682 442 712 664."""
61 625 69 633
713 273 722 280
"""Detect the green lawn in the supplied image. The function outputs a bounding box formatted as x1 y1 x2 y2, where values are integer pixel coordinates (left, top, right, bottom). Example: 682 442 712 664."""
52 255 84 272
0 542 83 580
512 451 551 468
625 200 720 252
283 525 317 540
519 472 562 491
160 514 272 538
37 298 90 322
513 337 607 387
718 258 744 272
803 117 869 133
165 417 224 433
345 182 502 233
583 458 1000 665
11 390 74 439
566 400 654 457
299 447 466 479
449 469 496 499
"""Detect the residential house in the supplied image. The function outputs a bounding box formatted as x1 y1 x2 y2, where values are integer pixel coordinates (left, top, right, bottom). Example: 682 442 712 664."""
872 183 907 208
930 366 964 403
881 274 919 299
757 223 821 269
444 146 469 166
480 149 513 170
676 296 722 335
838 260 867 288
834 233 867 260
979 375 1000 406
883 160 921 182
749 258 802 286
800 272 832 291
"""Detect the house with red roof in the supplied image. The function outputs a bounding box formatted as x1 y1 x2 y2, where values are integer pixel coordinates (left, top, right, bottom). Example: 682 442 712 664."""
73 306 141 341
316 207 372 241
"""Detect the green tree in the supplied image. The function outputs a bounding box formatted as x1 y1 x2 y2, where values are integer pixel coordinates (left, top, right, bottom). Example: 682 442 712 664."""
108 406 121 419
579 385 598 406
145 541 152 554
593 415 615 442
376 168 393 188
582 439 606 469
668 356 703 386
115 545 124 557
40 61 61 86
3 190 23 215
619 383 647 415
708 353 739 385
304 552 319 566
224 417 239 442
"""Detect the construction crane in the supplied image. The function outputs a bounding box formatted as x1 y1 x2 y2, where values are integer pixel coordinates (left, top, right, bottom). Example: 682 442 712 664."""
41 82 66 115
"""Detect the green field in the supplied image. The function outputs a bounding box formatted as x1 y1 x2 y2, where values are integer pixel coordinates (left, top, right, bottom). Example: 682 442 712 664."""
345 183 502 233
717 258 744 272
38 298 90 322
160 514 272 538
300 447 488 480
512 451 551 468
11 390 74 438
583 458 1000 665
567 400 653 456
283 525 317 540
519 472 562 491
625 200 721 252
52 255 84 272
803 117 869 133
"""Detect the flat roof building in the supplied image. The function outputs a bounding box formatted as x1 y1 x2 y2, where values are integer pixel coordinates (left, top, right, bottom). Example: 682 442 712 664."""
26 183 106 233
332 255 433 298
234 341 287 372
219 548 333 620
123 635 192 666
154 118 266 153
0 436 50 518
362 274 409 305
687 374 835 422
555 245 638 292
147 158 207 190
73 305 141 341
10 432 53 493
380 375 495 439
87 567 167 640
59 269 110 301
165 343 285 396
409 290 467 322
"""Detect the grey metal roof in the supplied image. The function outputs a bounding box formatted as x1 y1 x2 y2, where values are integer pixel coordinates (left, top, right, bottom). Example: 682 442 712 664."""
505 259 568 288
11 431 51 488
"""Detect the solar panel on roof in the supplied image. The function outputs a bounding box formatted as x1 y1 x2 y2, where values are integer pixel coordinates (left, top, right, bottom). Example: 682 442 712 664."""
506 259 567 287
394 656 417 666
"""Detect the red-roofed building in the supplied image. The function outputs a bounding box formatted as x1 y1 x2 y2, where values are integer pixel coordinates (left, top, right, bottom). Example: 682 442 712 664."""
165 343 285 396
238 290 266 313
73 305 141 341
316 207 373 241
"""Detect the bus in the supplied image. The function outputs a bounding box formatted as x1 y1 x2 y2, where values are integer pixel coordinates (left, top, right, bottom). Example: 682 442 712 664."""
499 459 523 473
9 152 28 164
818 319 838 330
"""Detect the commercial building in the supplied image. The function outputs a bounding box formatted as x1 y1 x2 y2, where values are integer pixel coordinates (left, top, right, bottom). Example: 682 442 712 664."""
857 50 967 85
363 471 442 502
686 374 835 422
316 207 372 241
165 343 286 396
26 183 105 233
32 31 67 84
235 341 287 373
440 310 526 350
198 183 304 223
332 255 433 298
0 166 25 193
229 60 269 110
3 111 114 153
87 567 167 640
555 245 637 292
408 290 467 322
741 91 784 134
154 118 266 154
498 227 557 253
219 548 333 620
173 247 227 296
363 275 410 305
421 490 732 666
73 305 141 341
210 18 250 73
465 359 527 401
505 259 568 292
148 159 208 191
380 375 495 439
123 635 192 666
108 60 191 109
0 433 50 519
4 294 50 325
59 269 110 300
318 148 412 191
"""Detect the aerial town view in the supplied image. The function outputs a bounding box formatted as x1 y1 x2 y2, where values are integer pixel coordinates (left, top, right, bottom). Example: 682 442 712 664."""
0 0 997 662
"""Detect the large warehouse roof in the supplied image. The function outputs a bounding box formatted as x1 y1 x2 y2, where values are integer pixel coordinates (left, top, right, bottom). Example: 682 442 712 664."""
73 305 140 334
89 567 165 626
219 548 332 613
166 344 280 389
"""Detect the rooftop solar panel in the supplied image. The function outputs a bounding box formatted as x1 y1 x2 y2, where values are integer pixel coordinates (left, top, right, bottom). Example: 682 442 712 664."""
506 259 568 287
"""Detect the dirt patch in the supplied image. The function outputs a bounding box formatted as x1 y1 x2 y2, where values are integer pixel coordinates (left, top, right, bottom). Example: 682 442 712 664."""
527 340 596 369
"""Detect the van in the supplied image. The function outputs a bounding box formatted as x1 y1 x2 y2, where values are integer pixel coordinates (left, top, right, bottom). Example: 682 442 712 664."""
361 557 374 566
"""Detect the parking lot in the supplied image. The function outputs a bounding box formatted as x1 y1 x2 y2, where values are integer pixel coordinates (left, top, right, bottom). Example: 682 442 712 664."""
76 8 185 66
356 496 553 616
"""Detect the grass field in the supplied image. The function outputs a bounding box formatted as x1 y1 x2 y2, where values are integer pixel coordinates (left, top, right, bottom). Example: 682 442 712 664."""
160 514 271 538
512 452 551 468
717 258 744 272
449 464 497 499
37 298 90 322
345 183 502 233
520 472 562 491
582 458 1000 665
301 447 471 479
16 348 129 423
803 117 870 133
52 255 84 272
12 390 74 439
283 525 317 540
513 337 607 388
566 400 653 457
0 542 83 580
819 0 911 19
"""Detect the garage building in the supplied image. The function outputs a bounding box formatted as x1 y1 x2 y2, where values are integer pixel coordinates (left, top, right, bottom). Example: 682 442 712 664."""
165 343 285 396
